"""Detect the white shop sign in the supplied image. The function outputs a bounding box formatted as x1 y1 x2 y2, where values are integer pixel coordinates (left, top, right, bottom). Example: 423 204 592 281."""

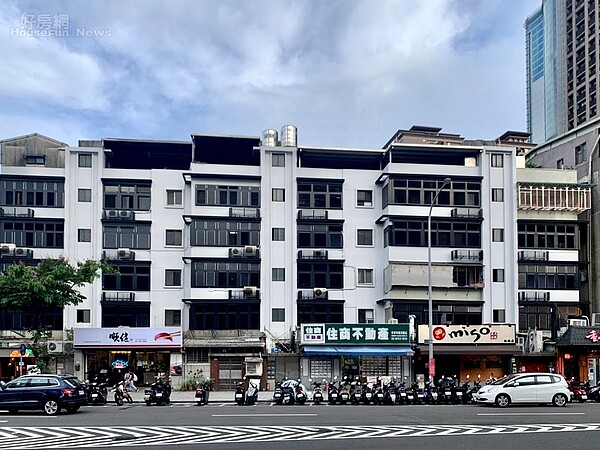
417 324 515 344
74 327 182 347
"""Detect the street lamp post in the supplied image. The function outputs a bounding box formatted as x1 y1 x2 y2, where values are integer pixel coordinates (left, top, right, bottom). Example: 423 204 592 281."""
428 177 451 383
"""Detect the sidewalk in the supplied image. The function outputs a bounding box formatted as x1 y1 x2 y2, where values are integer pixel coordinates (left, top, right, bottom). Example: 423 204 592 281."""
128 389 272 403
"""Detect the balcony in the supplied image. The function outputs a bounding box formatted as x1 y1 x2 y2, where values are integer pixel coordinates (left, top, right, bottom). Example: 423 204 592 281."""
103 209 135 220
297 289 329 300
518 250 549 261
229 207 260 218
102 292 136 302
451 208 482 218
518 291 550 302
298 249 328 260
298 209 328 220
0 207 34 218
229 288 260 300
450 249 482 262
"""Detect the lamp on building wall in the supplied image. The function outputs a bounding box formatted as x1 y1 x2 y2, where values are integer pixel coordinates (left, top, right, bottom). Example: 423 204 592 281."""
428 177 451 382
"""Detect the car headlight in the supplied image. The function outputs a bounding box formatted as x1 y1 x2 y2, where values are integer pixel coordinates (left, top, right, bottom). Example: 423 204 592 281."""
487 387 499 393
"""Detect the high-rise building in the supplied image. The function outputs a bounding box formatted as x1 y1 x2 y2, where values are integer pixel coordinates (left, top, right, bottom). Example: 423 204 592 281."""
526 0 599 144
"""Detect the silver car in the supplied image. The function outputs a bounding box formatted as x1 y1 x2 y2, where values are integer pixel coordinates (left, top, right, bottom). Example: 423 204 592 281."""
475 373 571 407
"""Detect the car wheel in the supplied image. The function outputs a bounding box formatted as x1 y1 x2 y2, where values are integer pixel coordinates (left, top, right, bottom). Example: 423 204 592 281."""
495 394 510 408
552 393 568 407
43 399 60 416
66 406 80 413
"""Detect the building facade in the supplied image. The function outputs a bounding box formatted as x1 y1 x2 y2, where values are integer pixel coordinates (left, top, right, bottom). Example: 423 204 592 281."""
0 126 591 387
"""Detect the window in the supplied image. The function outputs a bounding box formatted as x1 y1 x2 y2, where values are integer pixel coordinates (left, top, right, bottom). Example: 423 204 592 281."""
492 228 504 242
272 153 285 167
76 309 90 323
518 305 552 332
358 309 374 324
78 228 91 242
166 190 182 206
272 268 285 281
357 229 373 246
493 269 505 282
382 177 480 208
189 301 260 330
391 302 482 326
357 190 373 207
102 303 149 327
384 219 481 248
298 223 343 248
575 143 587 165
191 261 260 288
78 154 92 167
0 219 64 248
493 309 505 322
165 309 181 327
518 222 577 249
195 185 260 207
297 261 344 289
297 301 344 324
104 181 151 211
357 269 374 285
24 155 46 165
190 219 260 246
0 306 63 330
298 180 343 209
518 263 578 289
78 189 92 202
102 263 151 291
272 308 285 322
165 269 182 287
0 177 64 207
491 154 504 167
166 230 183 246
272 188 285 202
492 188 504 202
557 158 565 169
453 266 484 287
103 223 151 249
272 228 285 241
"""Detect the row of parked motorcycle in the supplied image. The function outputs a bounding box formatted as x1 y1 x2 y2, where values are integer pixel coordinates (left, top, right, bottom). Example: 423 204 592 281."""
84 376 173 406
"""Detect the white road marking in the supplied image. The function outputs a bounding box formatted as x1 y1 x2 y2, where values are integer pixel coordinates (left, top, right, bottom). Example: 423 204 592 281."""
212 413 318 417
478 412 586 416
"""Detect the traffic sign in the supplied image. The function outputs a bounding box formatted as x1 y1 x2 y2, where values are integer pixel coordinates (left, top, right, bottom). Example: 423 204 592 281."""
19 344 26 356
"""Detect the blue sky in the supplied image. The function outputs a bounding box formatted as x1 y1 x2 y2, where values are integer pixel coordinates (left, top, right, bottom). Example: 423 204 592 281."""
1 0 540 148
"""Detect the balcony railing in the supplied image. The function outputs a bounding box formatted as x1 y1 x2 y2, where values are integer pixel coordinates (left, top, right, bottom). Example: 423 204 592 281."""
102 292 135 302
518 185 591 212
298 249 328 260
229 207 260 218
229 288 260 299
518 291 550 302
451 250 482 261
451 208 482 218
518 250 548 261
298 209 328 220
0 207 34 218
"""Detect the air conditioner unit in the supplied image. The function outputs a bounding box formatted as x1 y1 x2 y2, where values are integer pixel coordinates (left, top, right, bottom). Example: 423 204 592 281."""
14 247 31 257
313 249 327 259
105 210 120 219
244 245 258 257
313 287 327 298
243 286 258 297
63 342 74 354
117 248 132 259
592 313 600 326
230 247 244 257
47 341 63 353
119 210 133 220
388 318 399 324
516 336 525 351
569 318 588 327
0 243 16 255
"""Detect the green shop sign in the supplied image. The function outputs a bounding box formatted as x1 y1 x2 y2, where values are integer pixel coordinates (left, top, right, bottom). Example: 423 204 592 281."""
301 323 410 345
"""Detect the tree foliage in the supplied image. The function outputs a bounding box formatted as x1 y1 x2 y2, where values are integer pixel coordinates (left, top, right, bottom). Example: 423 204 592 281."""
0 257 110 329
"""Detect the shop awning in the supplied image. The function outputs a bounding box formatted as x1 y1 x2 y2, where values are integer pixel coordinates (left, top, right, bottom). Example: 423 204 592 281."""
417 344 520 355
303 346 414 356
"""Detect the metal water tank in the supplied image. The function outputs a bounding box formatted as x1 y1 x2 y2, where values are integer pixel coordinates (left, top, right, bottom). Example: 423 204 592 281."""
280 125 297 147
262 129 279 147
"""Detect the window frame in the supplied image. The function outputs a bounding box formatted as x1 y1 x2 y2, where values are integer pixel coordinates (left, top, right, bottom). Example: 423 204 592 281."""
165 229 183 247
165 269 182 287
78 154 93 168
166 189 183 207
356 229 374 247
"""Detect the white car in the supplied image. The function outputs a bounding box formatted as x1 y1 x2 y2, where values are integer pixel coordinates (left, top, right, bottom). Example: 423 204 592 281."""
475 373 571 407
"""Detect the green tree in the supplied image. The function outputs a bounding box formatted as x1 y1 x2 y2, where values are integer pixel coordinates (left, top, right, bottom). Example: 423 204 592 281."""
0 257 111 370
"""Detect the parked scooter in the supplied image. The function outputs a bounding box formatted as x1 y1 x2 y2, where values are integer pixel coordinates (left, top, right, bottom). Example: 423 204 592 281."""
338 377 351 405
144 376 172 406
310 379 324 405
383 378 397 405
195 379 211 405
328 376 340 404
245 378 259 405
585 381 600 402
113 381 133 406
568 378 588 403
424 378 439 404
294 379 308 405
361 380 374 405
235 377 259 405
350 378 363 405
87 379 108 405
281 378 298 405
272 379 284 404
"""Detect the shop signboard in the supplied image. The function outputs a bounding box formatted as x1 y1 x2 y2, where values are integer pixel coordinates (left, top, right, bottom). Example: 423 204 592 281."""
74 327 182 347
417 324 515 345
300 323 410 345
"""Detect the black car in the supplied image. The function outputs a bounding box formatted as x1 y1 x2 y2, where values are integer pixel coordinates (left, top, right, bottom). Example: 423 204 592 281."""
0 374 88 415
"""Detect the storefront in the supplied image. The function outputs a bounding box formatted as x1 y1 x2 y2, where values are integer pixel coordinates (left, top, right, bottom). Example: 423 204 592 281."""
555 326 600 384
0 347 35 381
300 323 414 384
416 324 519 381
74 327 182 386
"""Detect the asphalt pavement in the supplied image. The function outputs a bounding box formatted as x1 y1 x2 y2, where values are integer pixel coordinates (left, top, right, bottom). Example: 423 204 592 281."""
129 389 247 403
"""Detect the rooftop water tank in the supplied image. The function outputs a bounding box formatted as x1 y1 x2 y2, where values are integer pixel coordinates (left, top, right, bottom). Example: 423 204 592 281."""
262 129 279 147
280 125 297 147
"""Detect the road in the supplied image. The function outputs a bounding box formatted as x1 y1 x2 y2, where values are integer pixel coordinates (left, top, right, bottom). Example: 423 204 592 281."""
0 401 599 449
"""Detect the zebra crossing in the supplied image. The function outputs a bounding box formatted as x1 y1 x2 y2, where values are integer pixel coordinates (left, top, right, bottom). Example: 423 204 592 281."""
0 423 599 448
